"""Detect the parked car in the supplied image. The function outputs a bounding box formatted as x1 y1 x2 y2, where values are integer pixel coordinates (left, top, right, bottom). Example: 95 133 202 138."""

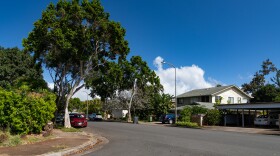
254 113 279 126
276 119 279 126
89 113 103 121
69 113 87 127
254 115 269 126
88 113 97 121
160 114 176 124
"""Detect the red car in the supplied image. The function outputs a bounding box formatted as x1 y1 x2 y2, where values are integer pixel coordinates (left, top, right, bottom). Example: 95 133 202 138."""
70 113 88 127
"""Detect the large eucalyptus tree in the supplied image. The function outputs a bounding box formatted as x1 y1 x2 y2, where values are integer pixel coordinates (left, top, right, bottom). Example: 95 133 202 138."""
23 0 129 127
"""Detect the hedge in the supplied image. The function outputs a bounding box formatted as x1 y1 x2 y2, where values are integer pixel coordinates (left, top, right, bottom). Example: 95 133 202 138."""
0 88 56 134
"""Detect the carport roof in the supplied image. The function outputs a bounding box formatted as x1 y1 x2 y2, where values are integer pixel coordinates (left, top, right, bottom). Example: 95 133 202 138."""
217 103 280 110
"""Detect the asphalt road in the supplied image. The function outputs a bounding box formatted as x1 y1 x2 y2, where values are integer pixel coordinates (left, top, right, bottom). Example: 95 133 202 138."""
83 122 280 156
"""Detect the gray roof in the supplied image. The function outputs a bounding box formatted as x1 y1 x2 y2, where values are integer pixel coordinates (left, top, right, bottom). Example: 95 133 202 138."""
177 85 253 98
176 102 215 110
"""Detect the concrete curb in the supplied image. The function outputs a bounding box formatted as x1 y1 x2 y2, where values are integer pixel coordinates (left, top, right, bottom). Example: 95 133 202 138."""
41 133 98 156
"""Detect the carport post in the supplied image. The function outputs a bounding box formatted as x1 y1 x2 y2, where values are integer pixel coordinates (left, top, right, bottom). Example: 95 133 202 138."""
224 111 227 126
242 109 244 127
254 110 257 127
248 110 251 126
279 114 280 130
236 109 239 126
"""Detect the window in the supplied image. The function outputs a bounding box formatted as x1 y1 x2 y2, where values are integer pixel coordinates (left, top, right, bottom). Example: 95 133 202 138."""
228 97 234 104
201 96 210 102
178 98 184 104
190 97 199 103
215 96 221 102
237 97 241 103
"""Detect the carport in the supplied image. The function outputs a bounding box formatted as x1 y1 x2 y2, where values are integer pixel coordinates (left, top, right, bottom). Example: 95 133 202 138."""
217 103 280 128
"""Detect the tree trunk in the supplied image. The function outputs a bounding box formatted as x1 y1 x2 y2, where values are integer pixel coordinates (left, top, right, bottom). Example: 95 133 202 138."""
128 103 132 122
127 79 137 122
64 106 71 128
63 80 82 128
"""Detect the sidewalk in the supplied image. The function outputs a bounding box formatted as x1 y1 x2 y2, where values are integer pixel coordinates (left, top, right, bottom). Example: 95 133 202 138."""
0 129 98 156
139 121 280 135
202 126 280 135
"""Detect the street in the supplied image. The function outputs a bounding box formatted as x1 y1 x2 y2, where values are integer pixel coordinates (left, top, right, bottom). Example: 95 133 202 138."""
83 122 280 156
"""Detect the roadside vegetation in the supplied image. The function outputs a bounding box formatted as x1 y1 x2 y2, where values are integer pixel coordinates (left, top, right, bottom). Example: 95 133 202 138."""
56 126 82 133
0 129 54 147
176 105 221 127
176 122 199 128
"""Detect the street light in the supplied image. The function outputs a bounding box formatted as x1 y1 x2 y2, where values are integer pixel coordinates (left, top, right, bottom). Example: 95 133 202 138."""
161 60 177 123
83 91 89 119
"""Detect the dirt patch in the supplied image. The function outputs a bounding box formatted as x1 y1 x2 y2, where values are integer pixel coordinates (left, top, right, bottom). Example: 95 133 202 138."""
0 129 90 156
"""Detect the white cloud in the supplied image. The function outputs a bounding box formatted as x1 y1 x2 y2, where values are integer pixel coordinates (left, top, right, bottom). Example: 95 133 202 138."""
72 87 93 101
154 56 222 96
47 82 54 90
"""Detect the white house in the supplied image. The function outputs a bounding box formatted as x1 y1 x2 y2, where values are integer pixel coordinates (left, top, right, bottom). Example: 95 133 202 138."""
176 85 253 109
111 109 128 119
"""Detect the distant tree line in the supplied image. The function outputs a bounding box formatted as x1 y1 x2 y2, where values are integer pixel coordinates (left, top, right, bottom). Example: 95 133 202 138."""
242 59 280 102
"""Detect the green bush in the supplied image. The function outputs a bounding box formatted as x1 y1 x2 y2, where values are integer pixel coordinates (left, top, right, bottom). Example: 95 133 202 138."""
0 88 56 134
204 109 221 125
191 105 208 115
176 122 199 128
179 106 192 122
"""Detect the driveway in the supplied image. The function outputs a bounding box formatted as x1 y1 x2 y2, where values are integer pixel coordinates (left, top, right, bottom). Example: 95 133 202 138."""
83 122 280 156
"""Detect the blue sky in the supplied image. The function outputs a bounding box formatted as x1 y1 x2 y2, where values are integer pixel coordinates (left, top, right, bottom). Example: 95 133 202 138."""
1 0 280 98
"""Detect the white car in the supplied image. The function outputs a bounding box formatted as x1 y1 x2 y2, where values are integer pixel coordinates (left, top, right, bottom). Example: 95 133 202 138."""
254 114 279 126
254 115 270 126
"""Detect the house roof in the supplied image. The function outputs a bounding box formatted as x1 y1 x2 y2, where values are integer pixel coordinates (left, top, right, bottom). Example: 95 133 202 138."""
177 85 253 99
217 102 280 110
174 102 215 110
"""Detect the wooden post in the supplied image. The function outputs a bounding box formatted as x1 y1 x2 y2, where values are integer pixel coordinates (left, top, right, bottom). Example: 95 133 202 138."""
254 110 257 127
279 114 280 130
248 110 251 126
242 109 245 127
224 114 227 126
237 109 239 126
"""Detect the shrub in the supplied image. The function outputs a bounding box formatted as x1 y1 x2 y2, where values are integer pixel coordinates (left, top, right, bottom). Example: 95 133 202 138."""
179 106 192 122
176 122 199 128
191 105 208 115
204 109 221 125
0 88 56 134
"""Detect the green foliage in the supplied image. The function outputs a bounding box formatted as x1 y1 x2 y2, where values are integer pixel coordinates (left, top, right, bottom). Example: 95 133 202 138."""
253 84 280 102
179 105 208 123
0 46 47 90
151 93 172 118
242 59 280 102
215 96 223 105
204 109 221 125
0 131 22 147
23 0 130 127
176 122 199 128
274 95 280 102
69 98 83 112
0 88 56 134
191 105 208 115
271 70 280 88
83 99 102 114
179 106 192 122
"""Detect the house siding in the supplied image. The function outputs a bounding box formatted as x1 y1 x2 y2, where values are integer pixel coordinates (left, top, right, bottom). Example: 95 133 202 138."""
213 88 249 104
